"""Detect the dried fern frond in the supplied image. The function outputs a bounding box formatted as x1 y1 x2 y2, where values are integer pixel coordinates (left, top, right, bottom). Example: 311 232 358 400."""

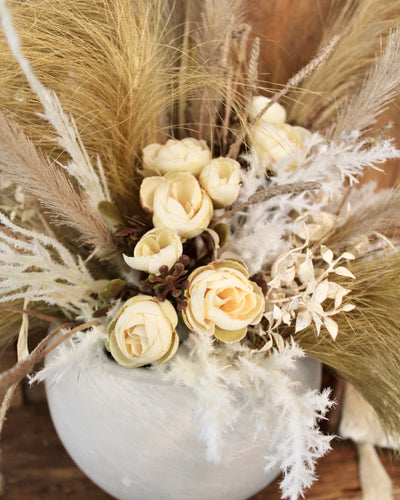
291 252 400 442
0 113 115 256
288 0 400 130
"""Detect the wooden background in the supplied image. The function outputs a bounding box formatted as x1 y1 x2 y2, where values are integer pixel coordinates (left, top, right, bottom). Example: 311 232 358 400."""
1 0 400 499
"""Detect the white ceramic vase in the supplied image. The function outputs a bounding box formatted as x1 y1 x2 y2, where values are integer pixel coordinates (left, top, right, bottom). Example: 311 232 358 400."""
45 340 321 500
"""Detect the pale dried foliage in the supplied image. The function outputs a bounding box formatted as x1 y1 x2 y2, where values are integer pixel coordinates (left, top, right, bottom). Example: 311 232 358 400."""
265 244 355 342
292 252 400 444
289 0 400 130
0 114 115 255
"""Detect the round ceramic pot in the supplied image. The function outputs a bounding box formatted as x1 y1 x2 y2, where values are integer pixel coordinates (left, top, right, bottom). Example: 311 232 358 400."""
45 341 321 500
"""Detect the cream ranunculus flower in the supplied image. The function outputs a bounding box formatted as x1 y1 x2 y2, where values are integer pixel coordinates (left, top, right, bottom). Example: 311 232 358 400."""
106 295 179 368
140 171 213 239
123 228 183 274
247 95 311 167
248 95 287 124
182 260 265 343
249 122 311 165
142 138 211 177
199 157 241 208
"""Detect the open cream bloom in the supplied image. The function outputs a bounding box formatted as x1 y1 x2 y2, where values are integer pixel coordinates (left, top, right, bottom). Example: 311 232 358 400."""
142 138 211 176
106 295 179 368
199 157 241 208
123 228 183 274
140 171 213 239
247 95 311 167
182 260 265 343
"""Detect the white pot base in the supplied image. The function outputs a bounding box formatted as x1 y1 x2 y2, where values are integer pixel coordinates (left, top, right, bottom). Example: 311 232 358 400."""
46 341 321 500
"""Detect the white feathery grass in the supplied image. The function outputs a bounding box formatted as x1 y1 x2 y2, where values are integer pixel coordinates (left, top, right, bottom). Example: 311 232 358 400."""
271 131 400 193
225 131 400 273
30 325 106 386
155 336 331 499
0 0 111 210
0 212 104 319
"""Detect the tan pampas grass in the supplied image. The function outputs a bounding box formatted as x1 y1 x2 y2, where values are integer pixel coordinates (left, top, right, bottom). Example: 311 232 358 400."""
0 113 115 256
0 0 181 208
288 0 400 132
0 0 249 209
330 29 400 139
291 252 400 442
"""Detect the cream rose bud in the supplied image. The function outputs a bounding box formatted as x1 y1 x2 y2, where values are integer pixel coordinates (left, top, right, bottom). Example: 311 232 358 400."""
182 260 265 343
142 138 211 176
249 122 311 164
106 295 179 368
199 157 241 208
248 95 286 124
140 171 213 239
123 228 183 274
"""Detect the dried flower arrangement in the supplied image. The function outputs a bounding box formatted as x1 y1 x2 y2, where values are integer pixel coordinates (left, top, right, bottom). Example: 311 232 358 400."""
0 0 400 499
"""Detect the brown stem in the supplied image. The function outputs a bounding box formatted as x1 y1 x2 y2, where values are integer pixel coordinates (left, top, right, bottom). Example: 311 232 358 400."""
212 181 321 224
0 306 64 324
0 384 17 436
0 320 99 393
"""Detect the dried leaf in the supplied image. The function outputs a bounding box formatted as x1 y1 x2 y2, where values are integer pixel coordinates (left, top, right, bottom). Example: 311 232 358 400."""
341 252 355 260
98 201 123 226
314 280 329 304
324 317 338 340
297 254 315 284
295 309 312 333
342 304 356 312
98 279 126 301
321 246 334 264
333 266 356 279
